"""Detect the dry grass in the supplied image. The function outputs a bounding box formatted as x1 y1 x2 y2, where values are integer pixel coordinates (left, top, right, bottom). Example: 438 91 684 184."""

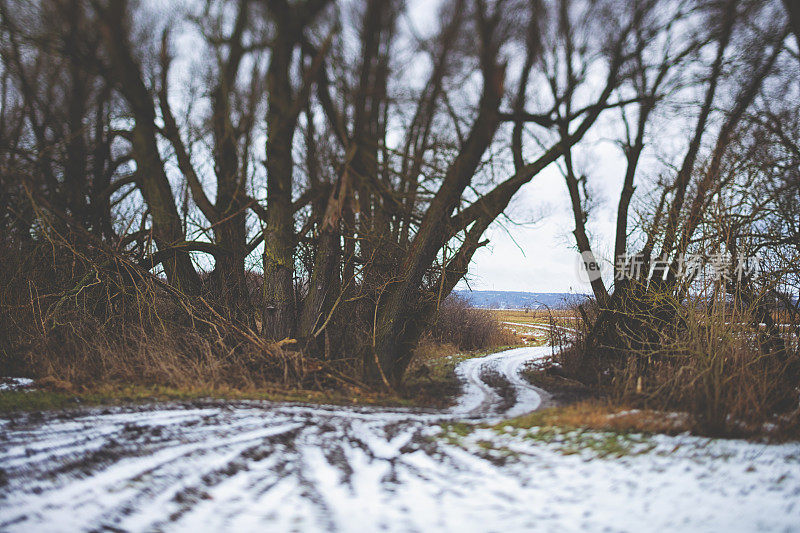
508 400 694 435
624 307 799 436
490 309 581 326
2 327 504 413
0 237 350 399
18 323 305 392
549 292 800 438
428 295 515 350
412 336 462 364
507 397 799 441
0 238 520 411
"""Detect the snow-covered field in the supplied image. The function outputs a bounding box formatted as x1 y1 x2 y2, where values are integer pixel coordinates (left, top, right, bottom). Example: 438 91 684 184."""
1 346 799 532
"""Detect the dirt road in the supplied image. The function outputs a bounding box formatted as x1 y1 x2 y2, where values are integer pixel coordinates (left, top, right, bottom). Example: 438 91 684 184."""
1 346 798 532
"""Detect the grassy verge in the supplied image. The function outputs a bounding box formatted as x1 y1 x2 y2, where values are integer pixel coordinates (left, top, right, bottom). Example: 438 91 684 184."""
501 425 656 458
437 407 661 459
0 341 520 413
502 401 694 435
0 385 419 413
401 339 524 408
437 403 693 450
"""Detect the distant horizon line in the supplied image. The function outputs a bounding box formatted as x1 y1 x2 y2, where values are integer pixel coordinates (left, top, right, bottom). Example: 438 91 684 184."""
454 289 591 295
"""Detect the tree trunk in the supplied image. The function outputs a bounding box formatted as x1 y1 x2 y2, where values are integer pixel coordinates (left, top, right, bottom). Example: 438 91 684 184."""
263 27 297 340
98 0 200 293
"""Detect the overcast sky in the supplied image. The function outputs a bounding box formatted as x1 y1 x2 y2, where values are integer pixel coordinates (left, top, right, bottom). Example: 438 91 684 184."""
457 148 621 295
402 0 627 296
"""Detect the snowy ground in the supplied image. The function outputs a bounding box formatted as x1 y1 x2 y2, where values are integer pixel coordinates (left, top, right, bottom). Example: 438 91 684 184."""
0 377 34 392
1 346 799 532
502 321 578 333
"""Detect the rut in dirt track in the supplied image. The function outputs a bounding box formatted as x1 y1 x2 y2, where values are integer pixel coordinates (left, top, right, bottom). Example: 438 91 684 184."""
0 345 553 532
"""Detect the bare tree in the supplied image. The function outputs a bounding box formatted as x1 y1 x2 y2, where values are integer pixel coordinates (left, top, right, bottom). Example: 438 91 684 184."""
3 0 796 390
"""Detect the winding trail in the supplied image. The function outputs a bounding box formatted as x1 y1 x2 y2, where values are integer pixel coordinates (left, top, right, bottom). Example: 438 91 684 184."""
0 346 550 532
2 343 799 532
451 346 553 420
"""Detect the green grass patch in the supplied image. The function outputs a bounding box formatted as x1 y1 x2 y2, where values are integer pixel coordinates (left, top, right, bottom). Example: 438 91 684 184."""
528 427 653 458
0 384 421 413
493 423 655 458
484 401 697 457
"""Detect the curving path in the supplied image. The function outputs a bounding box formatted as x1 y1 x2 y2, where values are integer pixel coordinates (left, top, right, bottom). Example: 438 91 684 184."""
2 343 799 532
0 346 550 532
451 346 553 420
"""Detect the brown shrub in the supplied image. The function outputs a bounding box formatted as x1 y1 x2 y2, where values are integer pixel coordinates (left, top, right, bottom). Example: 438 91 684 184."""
0 238 318 392
553 294 800 437
427 294 514 351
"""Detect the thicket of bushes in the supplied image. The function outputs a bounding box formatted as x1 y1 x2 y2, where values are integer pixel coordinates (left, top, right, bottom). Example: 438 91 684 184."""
555 295 800 437
0 229 510 394
0 234 322 393
426 295 513 351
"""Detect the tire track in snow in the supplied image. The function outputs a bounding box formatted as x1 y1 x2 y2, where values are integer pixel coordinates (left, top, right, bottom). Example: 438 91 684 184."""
450 346 553 421
0 346 550 532
2 342 797 533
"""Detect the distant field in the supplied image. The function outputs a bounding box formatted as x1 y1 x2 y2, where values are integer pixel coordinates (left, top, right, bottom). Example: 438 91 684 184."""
489 310 581 348
491 308 796 335
490 309 580 326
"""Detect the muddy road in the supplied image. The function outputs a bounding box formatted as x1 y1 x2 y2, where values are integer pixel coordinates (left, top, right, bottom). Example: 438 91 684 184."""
2 345 799 532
